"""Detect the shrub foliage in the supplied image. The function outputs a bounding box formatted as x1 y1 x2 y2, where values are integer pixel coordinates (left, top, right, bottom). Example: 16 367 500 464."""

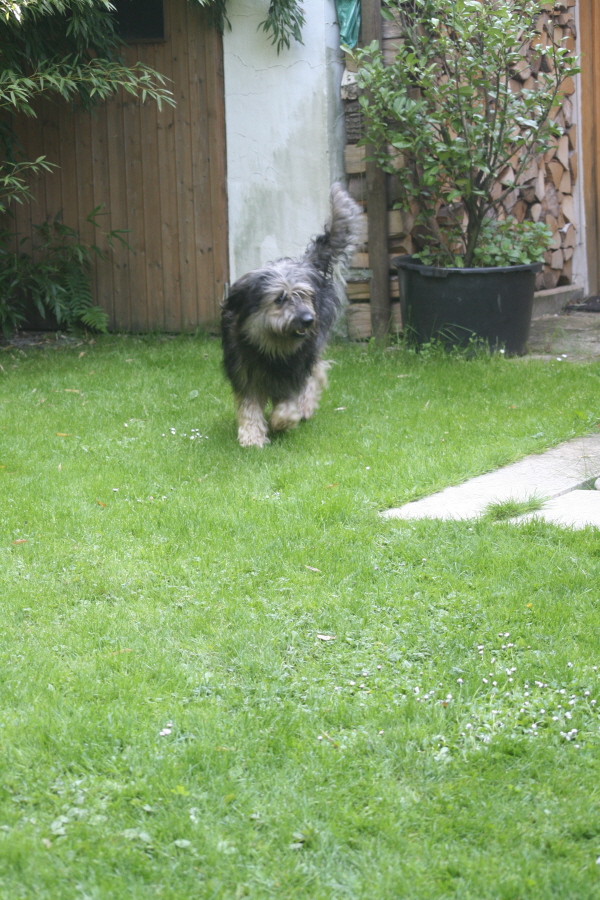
355 0 580 268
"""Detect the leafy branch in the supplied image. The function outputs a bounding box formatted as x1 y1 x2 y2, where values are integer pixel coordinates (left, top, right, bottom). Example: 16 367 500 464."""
190 0 305 52
258 0 305 53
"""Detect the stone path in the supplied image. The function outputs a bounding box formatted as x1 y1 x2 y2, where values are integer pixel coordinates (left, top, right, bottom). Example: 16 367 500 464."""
380 310 600 528
527 311 600 361
516 491 600 528
382 432 600 528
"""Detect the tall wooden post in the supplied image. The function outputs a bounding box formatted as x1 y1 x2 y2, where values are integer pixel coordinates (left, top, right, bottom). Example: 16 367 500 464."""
361 0 390 341
580 0 599 296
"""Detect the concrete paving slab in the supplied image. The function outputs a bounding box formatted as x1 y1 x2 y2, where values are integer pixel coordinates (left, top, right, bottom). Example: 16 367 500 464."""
531 284 584 319
527 311 600 361
514 491 600 529
381 432 600 521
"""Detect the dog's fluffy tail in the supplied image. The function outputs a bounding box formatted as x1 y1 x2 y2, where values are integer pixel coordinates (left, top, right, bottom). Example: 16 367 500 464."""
303 183 363 277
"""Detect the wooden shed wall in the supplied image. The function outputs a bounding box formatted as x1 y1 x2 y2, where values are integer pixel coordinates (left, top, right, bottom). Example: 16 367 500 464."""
11 0 228 332
580 0 600 295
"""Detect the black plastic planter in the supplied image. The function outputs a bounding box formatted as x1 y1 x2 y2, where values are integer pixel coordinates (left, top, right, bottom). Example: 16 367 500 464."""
393 255 543 356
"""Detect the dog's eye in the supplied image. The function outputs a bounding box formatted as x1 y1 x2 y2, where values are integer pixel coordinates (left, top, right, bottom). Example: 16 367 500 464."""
275 293 286 305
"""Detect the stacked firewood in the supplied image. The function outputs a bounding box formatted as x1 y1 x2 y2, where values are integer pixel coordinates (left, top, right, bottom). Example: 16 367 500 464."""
342 0 579 337
505 0 578 290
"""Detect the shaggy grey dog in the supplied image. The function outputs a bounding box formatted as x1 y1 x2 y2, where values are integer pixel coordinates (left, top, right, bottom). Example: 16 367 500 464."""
221 184 363 448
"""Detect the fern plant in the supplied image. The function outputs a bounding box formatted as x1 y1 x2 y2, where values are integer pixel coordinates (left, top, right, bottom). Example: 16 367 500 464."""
0 207 127 334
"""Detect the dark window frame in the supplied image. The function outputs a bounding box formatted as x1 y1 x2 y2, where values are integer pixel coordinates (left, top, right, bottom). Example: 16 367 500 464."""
112 0 167 44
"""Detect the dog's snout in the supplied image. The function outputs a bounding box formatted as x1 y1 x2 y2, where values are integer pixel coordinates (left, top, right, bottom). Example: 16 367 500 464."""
300 312 314 327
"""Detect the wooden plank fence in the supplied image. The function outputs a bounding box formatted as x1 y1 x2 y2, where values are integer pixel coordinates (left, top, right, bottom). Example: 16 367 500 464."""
10 0 228 332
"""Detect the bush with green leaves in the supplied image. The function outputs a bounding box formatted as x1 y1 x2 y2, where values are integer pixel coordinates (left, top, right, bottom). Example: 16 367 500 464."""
354 0 580 268
413 219 553 269
0 209 128 334
470 218 553 269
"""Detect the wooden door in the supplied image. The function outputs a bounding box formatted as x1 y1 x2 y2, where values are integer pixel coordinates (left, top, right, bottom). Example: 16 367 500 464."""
11 0 228 331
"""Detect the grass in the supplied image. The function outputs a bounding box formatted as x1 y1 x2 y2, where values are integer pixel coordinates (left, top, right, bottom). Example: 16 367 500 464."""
2 334 600 899
483 497 546 522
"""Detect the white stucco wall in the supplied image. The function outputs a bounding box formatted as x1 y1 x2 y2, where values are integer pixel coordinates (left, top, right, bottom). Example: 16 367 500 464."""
222 0 345 285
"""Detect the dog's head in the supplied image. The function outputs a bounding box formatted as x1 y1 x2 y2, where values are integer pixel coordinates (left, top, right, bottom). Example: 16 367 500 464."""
226 261 319 356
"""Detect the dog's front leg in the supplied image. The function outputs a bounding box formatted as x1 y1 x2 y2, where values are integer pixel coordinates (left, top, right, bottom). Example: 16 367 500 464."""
236 395 270 448
297 360 329 421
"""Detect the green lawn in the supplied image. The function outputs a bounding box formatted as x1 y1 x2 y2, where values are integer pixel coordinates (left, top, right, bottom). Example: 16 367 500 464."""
2 335 600 899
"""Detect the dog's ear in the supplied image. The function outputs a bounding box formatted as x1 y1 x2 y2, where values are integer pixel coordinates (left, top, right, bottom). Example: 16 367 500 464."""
222 280 247 314
223 272 267 317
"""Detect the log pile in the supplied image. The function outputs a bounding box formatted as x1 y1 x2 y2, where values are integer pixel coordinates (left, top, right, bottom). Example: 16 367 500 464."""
341 0 579 337
506 0 578 290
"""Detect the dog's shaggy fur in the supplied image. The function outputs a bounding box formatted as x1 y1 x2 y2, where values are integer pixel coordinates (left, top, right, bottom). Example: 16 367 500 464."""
221 184 363 447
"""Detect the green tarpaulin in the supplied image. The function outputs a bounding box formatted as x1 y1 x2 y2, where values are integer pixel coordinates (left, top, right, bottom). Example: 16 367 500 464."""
335 0 361 49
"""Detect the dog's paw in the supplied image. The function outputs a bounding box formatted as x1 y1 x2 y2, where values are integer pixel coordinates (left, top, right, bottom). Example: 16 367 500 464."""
238 427 270 448
297 392 317 421
270 401 302 432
